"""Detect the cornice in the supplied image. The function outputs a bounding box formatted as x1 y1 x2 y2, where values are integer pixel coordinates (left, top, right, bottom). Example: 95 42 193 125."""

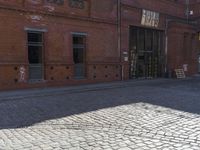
0 4 117 26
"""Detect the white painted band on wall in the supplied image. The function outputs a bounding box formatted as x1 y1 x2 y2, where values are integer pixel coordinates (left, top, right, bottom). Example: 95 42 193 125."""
24 27 48 32
71 32 87 36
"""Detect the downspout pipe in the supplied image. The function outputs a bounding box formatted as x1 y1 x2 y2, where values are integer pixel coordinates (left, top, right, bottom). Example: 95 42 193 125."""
117 0 123 80
186 0 190 23
165 19 171 77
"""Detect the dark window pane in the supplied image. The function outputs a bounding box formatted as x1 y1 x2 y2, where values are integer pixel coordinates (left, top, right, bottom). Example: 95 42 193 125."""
28 32 42 43
73 48 84 63
46 0 64 5
130 28 137 52
69 0 84 9
145 30 153 51
28 46 42 64
153 31 159 53
73 36 84 45
138 29 145 51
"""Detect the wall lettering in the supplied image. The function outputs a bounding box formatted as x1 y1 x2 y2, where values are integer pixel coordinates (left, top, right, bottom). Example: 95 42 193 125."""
141 9 159 27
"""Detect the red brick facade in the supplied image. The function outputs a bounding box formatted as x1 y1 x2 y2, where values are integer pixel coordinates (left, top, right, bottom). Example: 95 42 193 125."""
0 0 199 90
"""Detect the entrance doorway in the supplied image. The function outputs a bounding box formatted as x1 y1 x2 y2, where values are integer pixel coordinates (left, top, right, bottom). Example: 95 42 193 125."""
129 26 164 78
28 32 44 81
73 34 86 78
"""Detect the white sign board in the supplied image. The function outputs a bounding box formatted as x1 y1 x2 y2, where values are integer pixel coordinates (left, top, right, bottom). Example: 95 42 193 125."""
141 9 159 27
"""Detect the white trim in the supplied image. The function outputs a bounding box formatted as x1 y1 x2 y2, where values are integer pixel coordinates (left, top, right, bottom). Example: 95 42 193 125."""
71 32 87 36
24 27 48 32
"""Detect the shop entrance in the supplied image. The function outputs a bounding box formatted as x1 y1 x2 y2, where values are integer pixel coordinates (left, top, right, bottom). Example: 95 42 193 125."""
129 26 164 78
73 34 86 78
28 32 44 81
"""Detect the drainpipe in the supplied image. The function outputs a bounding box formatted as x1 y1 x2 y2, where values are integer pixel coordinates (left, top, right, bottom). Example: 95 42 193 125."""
186 0 190 23
165 19 170 77
117 0 123 80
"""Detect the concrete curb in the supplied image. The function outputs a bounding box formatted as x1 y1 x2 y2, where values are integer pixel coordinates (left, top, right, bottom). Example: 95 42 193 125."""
0 78 189 102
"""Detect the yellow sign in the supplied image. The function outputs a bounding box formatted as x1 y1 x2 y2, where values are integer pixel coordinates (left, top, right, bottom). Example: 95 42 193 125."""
141 9 159 27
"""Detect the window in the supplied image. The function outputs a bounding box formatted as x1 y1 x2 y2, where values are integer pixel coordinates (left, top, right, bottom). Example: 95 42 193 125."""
46 0 64 5
72 34 86 78
28 32 43 64
69 0 85 9
27 31 44 80
73 36 85 64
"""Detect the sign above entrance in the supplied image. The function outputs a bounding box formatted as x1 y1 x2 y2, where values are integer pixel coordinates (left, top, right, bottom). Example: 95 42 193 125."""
141 9 159 28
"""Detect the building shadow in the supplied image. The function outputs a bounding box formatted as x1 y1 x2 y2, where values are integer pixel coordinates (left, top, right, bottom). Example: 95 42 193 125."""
0 78 200 129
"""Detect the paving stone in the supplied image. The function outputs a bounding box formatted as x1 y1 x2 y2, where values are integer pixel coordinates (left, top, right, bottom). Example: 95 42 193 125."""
0 78 200 149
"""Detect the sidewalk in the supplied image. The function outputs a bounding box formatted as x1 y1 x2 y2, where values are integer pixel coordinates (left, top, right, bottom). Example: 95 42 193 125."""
0 78 172 101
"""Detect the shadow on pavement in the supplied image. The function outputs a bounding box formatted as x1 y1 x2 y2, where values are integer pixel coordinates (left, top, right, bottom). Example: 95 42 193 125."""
0 77 200 129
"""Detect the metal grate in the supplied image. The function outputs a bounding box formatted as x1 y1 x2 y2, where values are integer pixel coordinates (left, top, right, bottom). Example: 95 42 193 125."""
29 64 43 80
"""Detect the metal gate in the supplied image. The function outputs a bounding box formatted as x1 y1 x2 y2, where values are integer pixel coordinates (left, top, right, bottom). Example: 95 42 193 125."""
129 26 164 78
29 64 43 80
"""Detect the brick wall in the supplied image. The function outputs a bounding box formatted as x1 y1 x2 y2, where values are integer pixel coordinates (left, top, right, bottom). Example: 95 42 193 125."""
0 0 199 90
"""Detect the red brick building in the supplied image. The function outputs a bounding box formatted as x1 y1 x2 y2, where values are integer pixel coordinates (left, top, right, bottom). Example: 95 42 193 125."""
0 0 199 90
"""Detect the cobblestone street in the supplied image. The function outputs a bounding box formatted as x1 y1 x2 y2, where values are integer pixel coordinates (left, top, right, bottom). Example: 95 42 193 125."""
1 78 200 150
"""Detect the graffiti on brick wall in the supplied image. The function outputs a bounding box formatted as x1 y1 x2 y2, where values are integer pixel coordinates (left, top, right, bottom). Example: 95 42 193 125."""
26 15 43 23
44 5 55 12
30 15 42 21
19 66 26 82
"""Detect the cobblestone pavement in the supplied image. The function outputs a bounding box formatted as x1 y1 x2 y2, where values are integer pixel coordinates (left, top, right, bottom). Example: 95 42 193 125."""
1 78 200 149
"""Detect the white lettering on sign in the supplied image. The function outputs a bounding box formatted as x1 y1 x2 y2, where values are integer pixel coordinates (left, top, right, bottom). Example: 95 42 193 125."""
141 9 159 27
